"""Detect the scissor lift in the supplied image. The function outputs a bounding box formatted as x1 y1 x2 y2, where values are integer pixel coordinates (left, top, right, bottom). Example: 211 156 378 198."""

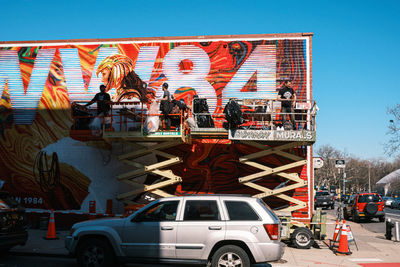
103 126 185 205
71 99 317 213
238 140 310 212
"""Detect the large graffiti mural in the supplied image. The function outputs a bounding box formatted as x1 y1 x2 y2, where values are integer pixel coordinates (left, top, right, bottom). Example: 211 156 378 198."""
0 35 311 216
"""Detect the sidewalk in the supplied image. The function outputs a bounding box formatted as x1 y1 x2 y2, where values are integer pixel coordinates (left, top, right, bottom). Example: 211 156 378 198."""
10 229 70 257
9 214 400 266
273 214 400 267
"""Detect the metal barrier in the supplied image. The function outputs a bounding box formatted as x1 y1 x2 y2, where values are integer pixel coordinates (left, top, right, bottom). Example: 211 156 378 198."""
70 97 317 138
385 218 400 241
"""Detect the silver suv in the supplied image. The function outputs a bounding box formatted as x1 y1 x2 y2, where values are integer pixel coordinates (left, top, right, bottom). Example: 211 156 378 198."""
65 195 284 267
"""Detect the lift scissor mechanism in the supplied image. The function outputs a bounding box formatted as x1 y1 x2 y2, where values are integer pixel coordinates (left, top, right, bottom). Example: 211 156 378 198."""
238 140 309 212
116 140 183 204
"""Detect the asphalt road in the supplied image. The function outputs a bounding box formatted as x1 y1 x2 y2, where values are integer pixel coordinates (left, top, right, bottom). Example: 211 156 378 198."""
325 203 400 234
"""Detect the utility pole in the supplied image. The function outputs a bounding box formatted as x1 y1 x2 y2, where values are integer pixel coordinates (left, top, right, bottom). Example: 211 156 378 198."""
335 159 346 198
368 161 371 193
343 170 346 195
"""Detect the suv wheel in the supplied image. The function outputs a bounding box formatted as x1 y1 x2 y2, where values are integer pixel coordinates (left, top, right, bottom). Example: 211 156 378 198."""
291 227 314 249
211 245 250 267
379 216 385 222
77 238 115 267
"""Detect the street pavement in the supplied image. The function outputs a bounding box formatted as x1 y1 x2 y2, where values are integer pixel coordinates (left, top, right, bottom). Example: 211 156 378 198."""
8 213 400 267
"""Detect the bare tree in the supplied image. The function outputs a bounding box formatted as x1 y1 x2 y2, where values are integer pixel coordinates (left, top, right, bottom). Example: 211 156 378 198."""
315 145 396 194
314 145 347 189
386 104 400 156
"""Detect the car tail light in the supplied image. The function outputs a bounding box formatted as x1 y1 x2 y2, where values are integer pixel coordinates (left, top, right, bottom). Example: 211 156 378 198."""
263 224 279 240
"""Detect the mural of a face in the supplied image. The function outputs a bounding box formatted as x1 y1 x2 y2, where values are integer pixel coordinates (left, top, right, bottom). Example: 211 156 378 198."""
96 54 154 102
101 69 111 87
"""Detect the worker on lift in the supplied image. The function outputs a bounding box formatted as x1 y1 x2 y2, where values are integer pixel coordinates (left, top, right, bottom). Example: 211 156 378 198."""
84 85 112 133
85 85 111 116
277 80 297 130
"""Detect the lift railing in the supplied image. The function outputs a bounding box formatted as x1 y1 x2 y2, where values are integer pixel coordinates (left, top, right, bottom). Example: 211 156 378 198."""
70 98 317 136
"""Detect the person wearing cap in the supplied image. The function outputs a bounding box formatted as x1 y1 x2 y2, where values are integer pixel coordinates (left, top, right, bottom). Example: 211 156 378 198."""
277 80 297 129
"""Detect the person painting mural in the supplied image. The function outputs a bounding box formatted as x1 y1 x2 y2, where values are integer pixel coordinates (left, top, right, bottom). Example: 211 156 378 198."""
85 85 111 115
158 83 173 130
84 85 111 134
277 80 297 130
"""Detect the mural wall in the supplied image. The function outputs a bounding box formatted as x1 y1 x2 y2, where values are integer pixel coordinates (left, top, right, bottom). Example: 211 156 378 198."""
0 35 311 216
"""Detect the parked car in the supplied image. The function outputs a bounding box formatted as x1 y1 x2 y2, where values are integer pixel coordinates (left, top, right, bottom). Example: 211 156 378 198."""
391 198 400 209
65 195 284 267
382 196 395 208
314 191 334 209
0 191 28 252
343 193 385 222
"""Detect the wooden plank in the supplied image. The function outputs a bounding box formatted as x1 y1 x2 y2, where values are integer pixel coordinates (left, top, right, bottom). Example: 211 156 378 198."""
117 157 182 180
243 161 303 183
121 160 143 169
153 150 177 159
275 150 305 162
120 180 176 199
239 170 273 183
271 160 307 174
239 142 302 162
144 157 182 171
117 178 181 200
152 169 182 180
239 160 306 183
118 140 181 160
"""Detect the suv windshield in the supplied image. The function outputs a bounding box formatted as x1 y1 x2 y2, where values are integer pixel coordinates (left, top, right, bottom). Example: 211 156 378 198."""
316 191 330 196
358 194 381 203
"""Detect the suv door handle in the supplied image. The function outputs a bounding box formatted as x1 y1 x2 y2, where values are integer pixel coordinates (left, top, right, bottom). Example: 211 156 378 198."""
208 226 222 230
161 226 174 230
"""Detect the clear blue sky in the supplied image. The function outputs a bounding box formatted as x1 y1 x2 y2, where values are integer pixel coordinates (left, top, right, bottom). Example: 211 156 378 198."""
1 0 399 160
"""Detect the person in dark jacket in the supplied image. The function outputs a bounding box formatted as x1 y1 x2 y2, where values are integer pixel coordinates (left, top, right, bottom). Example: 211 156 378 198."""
277 80 297 129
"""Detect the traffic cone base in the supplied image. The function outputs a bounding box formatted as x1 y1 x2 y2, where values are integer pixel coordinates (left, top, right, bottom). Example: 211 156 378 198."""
43 209 59 240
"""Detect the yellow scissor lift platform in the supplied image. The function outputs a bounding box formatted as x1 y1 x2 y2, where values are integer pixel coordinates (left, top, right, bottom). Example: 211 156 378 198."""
71 99 317 212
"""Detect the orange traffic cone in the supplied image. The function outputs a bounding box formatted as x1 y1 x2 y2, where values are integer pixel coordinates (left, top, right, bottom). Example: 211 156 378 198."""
335 220 351 255
43 209 59 240
332 220 341 242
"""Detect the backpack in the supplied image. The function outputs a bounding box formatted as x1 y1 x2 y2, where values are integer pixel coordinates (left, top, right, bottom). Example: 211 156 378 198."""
223 99 243 129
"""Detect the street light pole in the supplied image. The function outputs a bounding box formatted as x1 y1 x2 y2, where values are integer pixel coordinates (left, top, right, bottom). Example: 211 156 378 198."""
368 161 371 193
